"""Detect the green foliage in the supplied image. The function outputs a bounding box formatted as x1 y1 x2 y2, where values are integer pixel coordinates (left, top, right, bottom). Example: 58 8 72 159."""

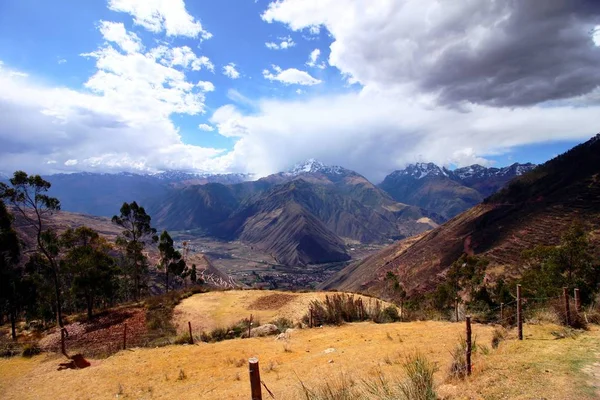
433 254 489 311
521 222 598 302
1 171 63 327
112 201 158 300
60 226 118 320
271 317 294 332
21 343 41 358
0 200 22 339
158 231 186 293
302 294 400 326
398 353 438 400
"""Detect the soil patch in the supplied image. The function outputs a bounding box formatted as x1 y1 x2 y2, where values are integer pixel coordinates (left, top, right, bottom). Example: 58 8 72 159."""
39 307 147 357
248 293 297 310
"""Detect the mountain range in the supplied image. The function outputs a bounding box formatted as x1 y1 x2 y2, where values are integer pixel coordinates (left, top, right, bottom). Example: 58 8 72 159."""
2 158 537 268
323 135 600 298
379 162 536 219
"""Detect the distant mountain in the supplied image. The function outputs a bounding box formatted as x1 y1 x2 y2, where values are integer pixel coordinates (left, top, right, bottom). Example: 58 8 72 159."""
454 163 536 197
36 171 251 217
379 162 536 219
323 135 600 298
151 160 442 266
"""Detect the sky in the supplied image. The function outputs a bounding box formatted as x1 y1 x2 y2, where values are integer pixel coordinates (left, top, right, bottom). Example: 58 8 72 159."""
0 0 599 182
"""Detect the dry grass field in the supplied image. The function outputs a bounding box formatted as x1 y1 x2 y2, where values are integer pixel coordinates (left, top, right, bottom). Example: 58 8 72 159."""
172 290 392 333
1 320 599 399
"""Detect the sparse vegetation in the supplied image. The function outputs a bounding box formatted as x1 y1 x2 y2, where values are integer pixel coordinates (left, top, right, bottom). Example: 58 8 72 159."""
302 293 400 327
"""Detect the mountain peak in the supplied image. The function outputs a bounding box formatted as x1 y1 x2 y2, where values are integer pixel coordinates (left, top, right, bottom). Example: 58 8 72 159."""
392 162 448 180
286 159 346 176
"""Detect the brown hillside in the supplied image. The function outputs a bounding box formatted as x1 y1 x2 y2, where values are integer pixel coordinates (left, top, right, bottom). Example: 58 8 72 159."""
323 135 600 296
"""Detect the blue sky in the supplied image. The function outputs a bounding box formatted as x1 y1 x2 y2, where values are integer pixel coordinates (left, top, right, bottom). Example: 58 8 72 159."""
0 0 598 181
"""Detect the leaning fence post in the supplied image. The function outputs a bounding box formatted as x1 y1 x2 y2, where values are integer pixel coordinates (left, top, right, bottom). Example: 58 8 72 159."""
574 288 581 313
465 315 472 376
123 323 127 350
517 284 523 340
188 321 194 345
563 287 571 326
249 357 262 400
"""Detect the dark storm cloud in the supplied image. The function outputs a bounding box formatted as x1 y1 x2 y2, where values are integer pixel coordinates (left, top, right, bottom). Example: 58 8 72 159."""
422 0 600 106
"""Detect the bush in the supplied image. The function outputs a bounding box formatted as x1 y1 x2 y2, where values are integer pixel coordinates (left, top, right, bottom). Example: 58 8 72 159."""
271 317 294 332
21 344 41 357
491 327 506 349
447 335 477 381
399 353 438 400
302 294 399 327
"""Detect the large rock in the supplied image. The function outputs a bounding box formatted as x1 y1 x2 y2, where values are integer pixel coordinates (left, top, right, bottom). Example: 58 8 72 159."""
249 324 279 338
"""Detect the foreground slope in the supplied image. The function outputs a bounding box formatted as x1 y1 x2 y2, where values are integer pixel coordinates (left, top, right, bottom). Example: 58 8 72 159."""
324 135 600 295
2 322 598 399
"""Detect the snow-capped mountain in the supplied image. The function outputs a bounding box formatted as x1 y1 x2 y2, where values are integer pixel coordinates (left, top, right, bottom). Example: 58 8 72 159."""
152 170 253 183
454 163 536 180
285 159 347 176
388 162 450 180
379 162 537 219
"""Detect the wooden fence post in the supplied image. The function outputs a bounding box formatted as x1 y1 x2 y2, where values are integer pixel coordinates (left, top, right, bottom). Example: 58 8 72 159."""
123 324 127 350
188 321 194 345
500 303 504 324
563 287 571 326
517 284 523 340
465 316 472 376
455 297 459 322
249 357 262 400
574 288 581 313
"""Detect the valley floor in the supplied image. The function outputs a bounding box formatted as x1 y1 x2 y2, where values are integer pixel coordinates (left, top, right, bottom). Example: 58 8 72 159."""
1 321 599 399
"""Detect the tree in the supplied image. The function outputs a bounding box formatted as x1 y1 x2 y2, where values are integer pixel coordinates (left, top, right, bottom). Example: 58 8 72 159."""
0 201 22 339
61 227 117 320
112 202 157 300
0 171 64 327
190 264 197 284
158 231 186 292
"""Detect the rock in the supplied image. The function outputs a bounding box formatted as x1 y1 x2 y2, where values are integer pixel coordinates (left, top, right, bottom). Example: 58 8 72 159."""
275 328 295 341
324 348 336 354
328 359 334 363
249 324 279 338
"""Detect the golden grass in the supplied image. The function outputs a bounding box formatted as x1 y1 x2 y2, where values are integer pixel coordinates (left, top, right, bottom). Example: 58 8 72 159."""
172 290 390 333
2 321 598 399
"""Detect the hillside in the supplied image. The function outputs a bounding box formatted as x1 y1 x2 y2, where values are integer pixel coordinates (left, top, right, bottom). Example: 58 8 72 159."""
151 161 440 267
324 135 600 296
379 162 535 219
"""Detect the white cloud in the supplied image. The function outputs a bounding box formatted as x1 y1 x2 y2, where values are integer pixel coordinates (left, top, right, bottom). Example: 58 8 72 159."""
99 21 143 54
593 25 600 46
197 81 215 92
0 19 222 175
308 25 320 35
207 89 600 180
262 0 600 107
198 123 214 132
265 36 295 50
227 89 254 106
223 63 240 79
306 48 326 69
295 89 304 95
150 45 214 71
58 59 67 65
107 0 211 39
263 65 321 86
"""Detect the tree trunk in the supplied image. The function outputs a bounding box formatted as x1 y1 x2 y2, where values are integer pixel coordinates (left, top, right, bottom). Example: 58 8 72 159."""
165 268 169 293
10 306 17 340
87 294 93 321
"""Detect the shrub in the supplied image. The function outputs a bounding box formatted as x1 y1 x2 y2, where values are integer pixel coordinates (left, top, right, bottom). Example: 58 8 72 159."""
399 353 438 400
302 294 399 327
271 317 294 332
21 344 41 358
491 327 506 349
447 335 477 381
